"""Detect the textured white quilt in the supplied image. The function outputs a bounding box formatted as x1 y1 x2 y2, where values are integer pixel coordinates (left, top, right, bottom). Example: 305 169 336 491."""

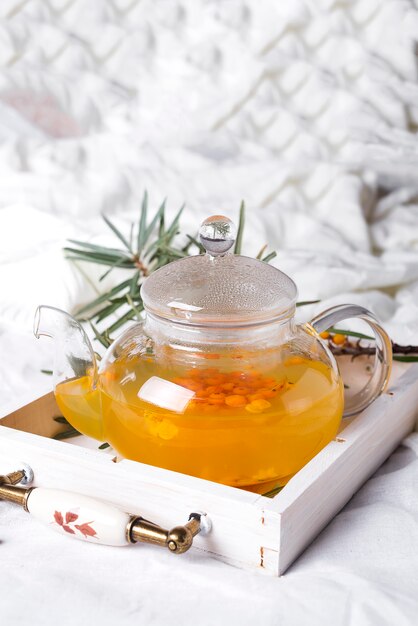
1 1 418 624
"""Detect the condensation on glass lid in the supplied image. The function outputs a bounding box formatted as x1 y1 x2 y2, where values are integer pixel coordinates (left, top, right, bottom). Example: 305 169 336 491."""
141 253 298 324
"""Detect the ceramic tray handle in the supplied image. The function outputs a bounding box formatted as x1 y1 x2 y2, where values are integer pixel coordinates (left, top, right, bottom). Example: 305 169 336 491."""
0 469 210 554
27 488 131 546
310 304 393 417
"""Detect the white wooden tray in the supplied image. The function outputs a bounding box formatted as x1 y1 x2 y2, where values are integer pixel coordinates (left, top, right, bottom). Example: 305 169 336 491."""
1 362 417 575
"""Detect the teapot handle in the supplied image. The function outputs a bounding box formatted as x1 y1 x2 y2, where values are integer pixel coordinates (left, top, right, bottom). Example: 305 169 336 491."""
310 304 392 417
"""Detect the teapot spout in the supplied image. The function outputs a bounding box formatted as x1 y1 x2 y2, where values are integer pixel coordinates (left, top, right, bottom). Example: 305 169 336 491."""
34 306 103 441
34 305 98 386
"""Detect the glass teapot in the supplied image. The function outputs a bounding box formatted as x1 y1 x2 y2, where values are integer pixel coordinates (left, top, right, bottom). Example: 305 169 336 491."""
35 216 392 493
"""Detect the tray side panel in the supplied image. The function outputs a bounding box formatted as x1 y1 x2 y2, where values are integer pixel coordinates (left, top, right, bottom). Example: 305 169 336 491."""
0 423 280 574
267 364 418 574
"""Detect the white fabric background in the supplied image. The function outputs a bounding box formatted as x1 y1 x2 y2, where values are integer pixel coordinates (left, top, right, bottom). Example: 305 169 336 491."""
0 1 418 624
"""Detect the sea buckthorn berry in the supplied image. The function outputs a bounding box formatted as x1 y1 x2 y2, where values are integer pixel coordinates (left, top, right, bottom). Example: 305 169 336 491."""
225 395 247 408
209 392 225 399
206 376 225 385
332 333 346 345
186 381 202 391
320 331 330 339
188 400 202 409
239 372 256 382
263 377 276 386
245 399 271 413
208 398 225 405
208 393 225 405
252 399 271 410
221 382 235 391
205 385 219 395
285 356 305 366
203 368 218 376
174 378 196 389
233 386 249 395
248 393 265 402
245 403 263 414
147 418 160 436
259 389 277 399
184 381 203 392
158 420 178 440
186 369 202 379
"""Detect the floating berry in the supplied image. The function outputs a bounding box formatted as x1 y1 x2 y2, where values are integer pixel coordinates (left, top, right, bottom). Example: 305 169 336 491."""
225 395 247 408
245 399 271 413
233 386 249 395
285 356 305 366
208 393 226 405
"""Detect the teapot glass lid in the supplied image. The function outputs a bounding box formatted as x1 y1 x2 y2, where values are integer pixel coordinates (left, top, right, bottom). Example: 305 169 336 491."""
141 215 297 326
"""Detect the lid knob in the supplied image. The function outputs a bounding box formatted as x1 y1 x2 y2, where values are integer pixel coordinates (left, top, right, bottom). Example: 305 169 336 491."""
198 215 237 257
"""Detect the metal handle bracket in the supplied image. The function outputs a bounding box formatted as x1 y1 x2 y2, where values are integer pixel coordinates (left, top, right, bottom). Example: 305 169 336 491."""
0 466 211 555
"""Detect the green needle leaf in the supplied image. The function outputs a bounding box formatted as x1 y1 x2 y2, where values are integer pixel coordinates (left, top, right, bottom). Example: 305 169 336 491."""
126 294 144 321
106 309 137 334
89 321 112 348
102 214 132 252
159 207 165 238
99 255 132 281
256 244 267 260
53 429 80 440
184 234 205 254
95 299 126 323
64 249 133 268
262 251 277 264
160 246 187 259
296 300 321 307
146 199 166 241
129 270 141 296
234 200 245 254
137 190 148 253
64 247 131 262
328 327 374 341
76 278 132 316
165 204 185 243
53 416 70 424
67 240 128 256
262 485 283 498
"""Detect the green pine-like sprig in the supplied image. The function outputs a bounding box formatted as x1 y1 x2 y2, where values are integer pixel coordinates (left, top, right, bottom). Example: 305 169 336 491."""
64 195 275 346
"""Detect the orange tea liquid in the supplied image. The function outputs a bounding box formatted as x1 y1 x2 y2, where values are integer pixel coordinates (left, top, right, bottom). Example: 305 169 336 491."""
55 377 103 441
55 356 343 492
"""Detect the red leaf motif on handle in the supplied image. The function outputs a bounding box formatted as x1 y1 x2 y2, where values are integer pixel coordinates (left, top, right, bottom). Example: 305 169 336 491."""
54 511 63 526
75 522 97 538
62 524 75 534
65 511 78 523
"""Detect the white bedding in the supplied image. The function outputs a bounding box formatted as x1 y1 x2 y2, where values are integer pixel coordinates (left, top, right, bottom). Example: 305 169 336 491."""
1 1 418 624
